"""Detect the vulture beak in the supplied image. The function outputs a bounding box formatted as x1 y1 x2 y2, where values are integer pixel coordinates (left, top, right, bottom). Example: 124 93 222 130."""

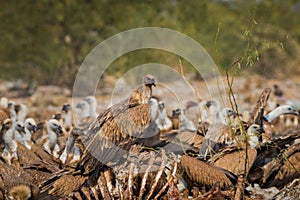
8 102 14 108
146 82 156 88
258 127 265 134
293 110 299 116
152 81 156 87
290 106 299 116
57 126 63 135
14 105 21 113
32 125 37 133
205 101 213 108
230 110 237 117
62 104 70 112
144 74 156 88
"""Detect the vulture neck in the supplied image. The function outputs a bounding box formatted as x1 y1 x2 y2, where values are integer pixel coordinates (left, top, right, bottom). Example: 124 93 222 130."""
157 107 168 124
0 97 8 108
14 129 23 142
10 109 17 132
3 129 16 152
17 105 28 122
23 128 32 150
64 110 73 128
60 134 75 163
80 104 90 119
24 127 32 141
46 125 58 148
149 99 158 120
219 109 230 126
247 129 259 148
142 85 152 104
89 99 97 118
208 102 221 124
180 110 197 131
65 134 76 154
199 101 208 123
264 106 290 122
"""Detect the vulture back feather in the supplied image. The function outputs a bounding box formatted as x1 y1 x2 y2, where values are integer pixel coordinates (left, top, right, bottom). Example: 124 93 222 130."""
249 88 272 124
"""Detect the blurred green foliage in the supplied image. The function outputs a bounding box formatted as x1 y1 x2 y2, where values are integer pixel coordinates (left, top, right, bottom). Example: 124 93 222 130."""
0 0 300 87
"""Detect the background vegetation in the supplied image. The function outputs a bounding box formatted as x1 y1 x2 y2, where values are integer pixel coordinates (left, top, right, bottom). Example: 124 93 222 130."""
1 0 300 87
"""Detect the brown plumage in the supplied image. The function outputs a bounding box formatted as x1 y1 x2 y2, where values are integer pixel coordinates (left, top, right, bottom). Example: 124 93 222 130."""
0 160 39 199
49 174 87 197
0 109 10 124
207 123 233 144
248 129 300 186
269 151 300 187
79 74 155 172
170 108 181 130
31 121 47 145
79 88 152 175
249 88 271 124
76 116 95 130
57 134 67 153
30 141 57 165
15 122 57 167
180 155 235 189
16 141 40 165
209 144 257 176
272 178 300 200
24 161 60 187
0 109 10 149
40 74 156 198
1 117 12 150
262 138 300 188
7 184 40 200
160 130 204 153
16 141 60 186
199 123 233 160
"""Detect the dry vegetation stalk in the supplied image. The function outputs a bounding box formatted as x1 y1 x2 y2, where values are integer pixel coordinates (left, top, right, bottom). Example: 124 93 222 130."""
128 163 135 200
98 172 113 200
234 175 245 200
145 150 166 200
153 154 178 200
139 156 155 200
